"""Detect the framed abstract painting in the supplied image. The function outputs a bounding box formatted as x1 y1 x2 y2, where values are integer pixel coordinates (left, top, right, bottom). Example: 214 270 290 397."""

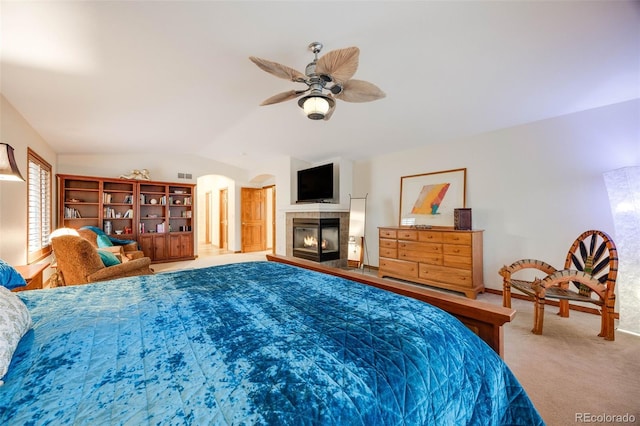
399 168 466 227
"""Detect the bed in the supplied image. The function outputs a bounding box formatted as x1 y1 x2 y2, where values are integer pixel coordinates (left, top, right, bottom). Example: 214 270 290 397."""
1 256 543 425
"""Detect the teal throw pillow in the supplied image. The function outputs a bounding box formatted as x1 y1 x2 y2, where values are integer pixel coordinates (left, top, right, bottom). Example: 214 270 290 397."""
97 250 121 267
96 234 114 248
0 259 26 290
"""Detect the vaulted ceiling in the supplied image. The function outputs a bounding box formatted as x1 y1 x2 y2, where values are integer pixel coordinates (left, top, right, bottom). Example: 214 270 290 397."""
2 1 638 170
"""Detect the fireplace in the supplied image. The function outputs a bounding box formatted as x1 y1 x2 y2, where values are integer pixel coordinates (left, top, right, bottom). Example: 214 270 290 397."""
292 218 340 262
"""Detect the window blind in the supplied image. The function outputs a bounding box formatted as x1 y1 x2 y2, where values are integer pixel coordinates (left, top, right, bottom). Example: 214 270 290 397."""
27 149 52 262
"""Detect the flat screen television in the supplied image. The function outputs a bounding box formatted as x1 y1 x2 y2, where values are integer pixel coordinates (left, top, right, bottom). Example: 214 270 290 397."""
297 163 334 203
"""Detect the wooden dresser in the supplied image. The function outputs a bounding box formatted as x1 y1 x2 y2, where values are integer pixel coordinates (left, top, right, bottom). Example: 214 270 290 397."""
378 226 484 298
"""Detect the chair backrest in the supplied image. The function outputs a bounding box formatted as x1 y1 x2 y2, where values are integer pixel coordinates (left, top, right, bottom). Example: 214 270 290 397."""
77 228 101 248
563 230 618 298
79 226 138 249
52 235 105 285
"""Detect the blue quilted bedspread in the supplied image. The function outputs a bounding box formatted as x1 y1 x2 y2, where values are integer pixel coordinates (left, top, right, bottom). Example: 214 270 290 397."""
1 261 543 425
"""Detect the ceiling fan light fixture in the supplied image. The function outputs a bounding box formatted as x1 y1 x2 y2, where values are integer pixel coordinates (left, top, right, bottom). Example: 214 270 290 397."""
299 94 335 120
251 42 383 121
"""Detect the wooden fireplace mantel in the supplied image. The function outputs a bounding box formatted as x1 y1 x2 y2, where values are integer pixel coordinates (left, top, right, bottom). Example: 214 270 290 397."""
266 254 515 358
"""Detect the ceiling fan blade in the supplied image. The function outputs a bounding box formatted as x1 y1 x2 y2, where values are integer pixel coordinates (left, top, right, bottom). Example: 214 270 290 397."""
249 56 306 82
316 47 359 84
260 90 306 106
336 79 386 103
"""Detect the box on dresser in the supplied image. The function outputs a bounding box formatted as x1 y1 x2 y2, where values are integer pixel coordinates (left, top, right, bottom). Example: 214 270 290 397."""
378 226 484 299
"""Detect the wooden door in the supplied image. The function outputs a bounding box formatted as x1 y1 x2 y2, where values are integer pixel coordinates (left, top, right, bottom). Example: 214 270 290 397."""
241 187 266 253
270 186 276 254
219 188 228 250
205 191 212 245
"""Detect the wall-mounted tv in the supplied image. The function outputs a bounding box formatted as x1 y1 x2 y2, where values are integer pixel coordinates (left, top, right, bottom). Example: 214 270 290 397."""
297 163 334 203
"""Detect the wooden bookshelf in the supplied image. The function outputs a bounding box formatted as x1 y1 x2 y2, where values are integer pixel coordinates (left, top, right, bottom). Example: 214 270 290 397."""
57 174 195 263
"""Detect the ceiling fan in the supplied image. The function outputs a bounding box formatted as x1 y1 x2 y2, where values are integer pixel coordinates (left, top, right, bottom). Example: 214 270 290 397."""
249 42 386 120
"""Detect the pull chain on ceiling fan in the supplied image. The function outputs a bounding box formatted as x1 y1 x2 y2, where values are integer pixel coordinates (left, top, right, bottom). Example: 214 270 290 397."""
249 42 385 120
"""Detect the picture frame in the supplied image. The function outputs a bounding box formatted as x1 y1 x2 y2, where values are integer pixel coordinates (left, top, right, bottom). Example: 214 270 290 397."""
399 168 466 227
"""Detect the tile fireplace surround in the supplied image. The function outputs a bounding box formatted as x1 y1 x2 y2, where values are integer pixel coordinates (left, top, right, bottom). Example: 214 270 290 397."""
286 210 350 268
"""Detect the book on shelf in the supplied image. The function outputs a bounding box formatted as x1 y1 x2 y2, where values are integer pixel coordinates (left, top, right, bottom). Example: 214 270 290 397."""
65 207 81 218
103 193 112 203
123 209 134 218
103 207 122 218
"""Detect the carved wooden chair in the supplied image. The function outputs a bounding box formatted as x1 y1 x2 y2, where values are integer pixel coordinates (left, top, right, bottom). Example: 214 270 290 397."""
499 230 618 340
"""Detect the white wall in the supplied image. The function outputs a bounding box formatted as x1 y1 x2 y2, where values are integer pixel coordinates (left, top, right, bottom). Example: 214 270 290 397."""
355 99 639 290
57 152 248 184
3 91 638 298
0 95 57 265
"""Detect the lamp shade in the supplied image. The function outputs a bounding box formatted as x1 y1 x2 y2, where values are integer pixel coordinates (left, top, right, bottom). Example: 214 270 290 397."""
0 143 25 181
604 166 640 336
49 227 80 242
298 93 335 120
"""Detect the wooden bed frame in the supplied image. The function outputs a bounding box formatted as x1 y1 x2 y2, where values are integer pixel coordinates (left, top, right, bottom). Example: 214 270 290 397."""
267 254 516 358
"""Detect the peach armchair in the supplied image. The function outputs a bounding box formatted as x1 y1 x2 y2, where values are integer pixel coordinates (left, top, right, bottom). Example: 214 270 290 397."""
77 227 144 261
52 235 153 286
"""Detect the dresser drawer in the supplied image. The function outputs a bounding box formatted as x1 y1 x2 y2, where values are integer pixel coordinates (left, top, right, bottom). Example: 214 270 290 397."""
397 229 418 241
398 241 442 263
380 247 398 259
418 231 443 243
379 229 397 239
443 244 471 257
442 232 472 245
379 258 419 278
443 254 472 269
419 264 472 287
398 241 441 253
398 248 442 264
379 239 397 249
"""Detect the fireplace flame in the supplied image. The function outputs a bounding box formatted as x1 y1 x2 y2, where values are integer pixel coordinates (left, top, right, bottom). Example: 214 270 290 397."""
303 235 328 249
304 235 316 247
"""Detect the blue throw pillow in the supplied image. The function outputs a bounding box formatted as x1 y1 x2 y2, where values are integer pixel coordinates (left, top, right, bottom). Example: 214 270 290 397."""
96 234 114 248
97 250 121 267
0 259 26 290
